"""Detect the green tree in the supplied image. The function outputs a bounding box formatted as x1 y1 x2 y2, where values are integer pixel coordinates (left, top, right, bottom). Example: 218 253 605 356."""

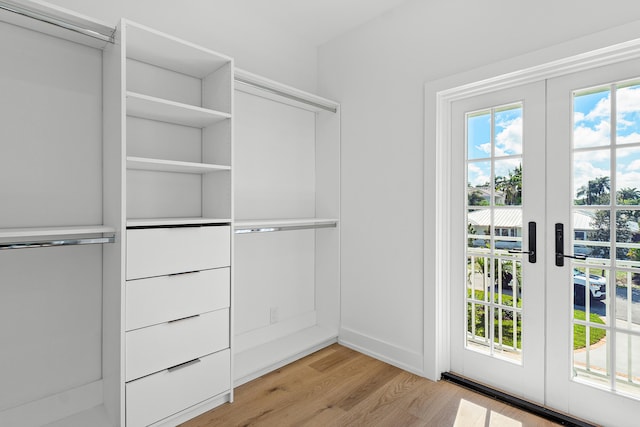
468 189 488 206
577 176 610 205
495 164 522 205
618 187 640 204
588 209 632 260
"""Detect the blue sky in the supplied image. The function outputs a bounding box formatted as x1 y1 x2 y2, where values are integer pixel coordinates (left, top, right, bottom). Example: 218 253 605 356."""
573 83 640 195
467 105 522 187
466 85 640 197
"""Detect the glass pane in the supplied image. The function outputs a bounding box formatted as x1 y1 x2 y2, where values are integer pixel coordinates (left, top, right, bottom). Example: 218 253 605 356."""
574 87 611 148
493 209 522 253
615 211 640 267
573 150 611 205
615 272 640 328
579 209 612 261
495 258 520 306
573 266 608 318
616 82 640 145
494 104 523 157
615 332 640 394
465 103 525 366
494 309 521 360
467 302 490 351
616 147 640 205
574 326 609 385
467 110 491 160
467 255 490 301
494 160 522 206
468 161 492 204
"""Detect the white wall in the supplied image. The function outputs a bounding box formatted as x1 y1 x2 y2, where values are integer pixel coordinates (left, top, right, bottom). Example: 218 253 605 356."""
318 0 640 376
44 0 318 92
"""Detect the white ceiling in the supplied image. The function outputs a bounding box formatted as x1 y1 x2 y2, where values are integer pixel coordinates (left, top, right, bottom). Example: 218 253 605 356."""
238 0 411 46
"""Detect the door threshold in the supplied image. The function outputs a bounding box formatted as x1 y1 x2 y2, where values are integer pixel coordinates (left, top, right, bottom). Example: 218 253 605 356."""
441 372 598 427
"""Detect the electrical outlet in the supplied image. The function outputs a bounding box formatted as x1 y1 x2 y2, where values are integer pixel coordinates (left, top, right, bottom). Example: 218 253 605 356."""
270 307 279 324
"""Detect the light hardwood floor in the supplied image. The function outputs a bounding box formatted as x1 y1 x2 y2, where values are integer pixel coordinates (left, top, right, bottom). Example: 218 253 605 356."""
181 344 562 427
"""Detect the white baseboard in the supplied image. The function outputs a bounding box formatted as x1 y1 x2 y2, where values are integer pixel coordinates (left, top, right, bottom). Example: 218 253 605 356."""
152 393 231 427
1 380 103 427
43 405 112 427
234 311 317 353
338 327 425 376
234 325 337 386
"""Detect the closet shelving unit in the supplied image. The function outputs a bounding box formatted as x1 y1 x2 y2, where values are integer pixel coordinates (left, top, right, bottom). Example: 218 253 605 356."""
104 19 234 426
0 3 118 426
1 2 342 424
232 69 341 385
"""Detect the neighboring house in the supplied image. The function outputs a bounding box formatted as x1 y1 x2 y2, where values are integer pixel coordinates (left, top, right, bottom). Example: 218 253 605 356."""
468 187 506 206
468 209 601 244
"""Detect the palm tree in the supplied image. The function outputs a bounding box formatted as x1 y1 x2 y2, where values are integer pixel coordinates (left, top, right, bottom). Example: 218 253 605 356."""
577 176 610 205
618 187 640 204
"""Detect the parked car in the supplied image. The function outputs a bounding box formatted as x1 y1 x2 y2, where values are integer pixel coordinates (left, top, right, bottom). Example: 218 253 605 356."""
573 268 606 305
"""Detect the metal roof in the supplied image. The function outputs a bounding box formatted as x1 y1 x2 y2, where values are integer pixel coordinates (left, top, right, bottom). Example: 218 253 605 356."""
467 209 598 230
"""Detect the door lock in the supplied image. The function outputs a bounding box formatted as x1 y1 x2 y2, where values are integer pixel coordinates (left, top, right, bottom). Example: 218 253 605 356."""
555 223 587 266
508 221 536 263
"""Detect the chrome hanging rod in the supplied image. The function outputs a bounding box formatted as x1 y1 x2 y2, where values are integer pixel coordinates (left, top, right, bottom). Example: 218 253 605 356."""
0 0 115 44
234 75 338 113
0 236 115 250
235 222 336 234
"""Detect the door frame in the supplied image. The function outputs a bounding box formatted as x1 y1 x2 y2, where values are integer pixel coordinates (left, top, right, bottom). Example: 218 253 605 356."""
428 38 640 384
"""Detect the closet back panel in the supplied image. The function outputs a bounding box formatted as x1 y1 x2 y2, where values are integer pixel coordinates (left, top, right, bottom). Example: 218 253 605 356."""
0 246 102 410
234 90 319 347
127 170 202 218
234 91 316 219
127 116 202 163
0 21 104 411
0 22 102 228
126 59 201 107
234 231 315 335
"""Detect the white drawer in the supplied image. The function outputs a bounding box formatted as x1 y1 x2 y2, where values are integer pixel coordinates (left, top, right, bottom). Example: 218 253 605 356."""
126 267 230 331
126 225 230 280
126 309 229 381
126 349 230 427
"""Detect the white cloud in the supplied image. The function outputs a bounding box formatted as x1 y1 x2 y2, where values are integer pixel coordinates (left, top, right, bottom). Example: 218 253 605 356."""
573 160 609 195
584 96 611 122
574 121 610 148
617 170 640 190
617 86 640 113
495 158 522 178
495 116 523 156
618 132 640 144
477 142 491 155
468 163 490 187
624 158 640 171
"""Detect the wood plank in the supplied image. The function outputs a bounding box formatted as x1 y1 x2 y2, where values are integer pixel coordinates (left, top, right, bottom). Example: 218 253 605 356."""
179 344 565 427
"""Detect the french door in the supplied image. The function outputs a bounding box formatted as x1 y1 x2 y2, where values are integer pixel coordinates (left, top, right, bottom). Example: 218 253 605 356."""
450 59 640 425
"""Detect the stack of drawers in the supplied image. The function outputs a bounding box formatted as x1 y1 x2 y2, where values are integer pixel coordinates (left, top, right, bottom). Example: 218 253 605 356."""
124 225 231 427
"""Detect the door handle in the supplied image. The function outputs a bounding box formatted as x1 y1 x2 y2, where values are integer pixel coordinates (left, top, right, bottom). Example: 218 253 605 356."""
508 221 536 263
555 223 587 266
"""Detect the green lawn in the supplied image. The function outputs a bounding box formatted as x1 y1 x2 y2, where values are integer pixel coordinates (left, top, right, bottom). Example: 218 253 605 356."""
573 309 606 350
467 289 606 350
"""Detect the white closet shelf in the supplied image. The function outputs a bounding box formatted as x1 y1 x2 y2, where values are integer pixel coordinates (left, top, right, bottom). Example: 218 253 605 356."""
127 218 231 228
127 156 230 174
0 225 115 239
126 91 230 128
234 218 338 234
125 20 231 79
